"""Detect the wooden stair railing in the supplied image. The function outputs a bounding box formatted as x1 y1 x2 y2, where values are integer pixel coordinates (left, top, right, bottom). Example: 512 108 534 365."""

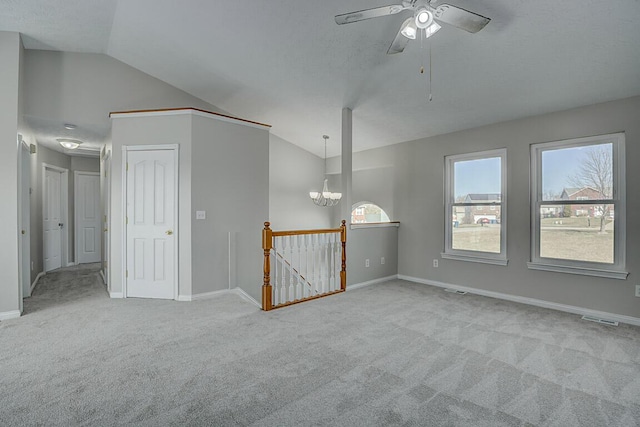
272 251 313 293
262 220 346 311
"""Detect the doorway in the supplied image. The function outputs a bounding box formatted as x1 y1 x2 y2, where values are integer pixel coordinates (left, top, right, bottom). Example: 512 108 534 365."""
75 171 101 264
43 164 69 272
123 146 178 299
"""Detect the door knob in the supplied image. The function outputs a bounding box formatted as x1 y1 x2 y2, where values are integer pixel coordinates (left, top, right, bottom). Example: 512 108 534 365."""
104 228 108 232
166 230 173 235
21 230 26 235
58 223 64 227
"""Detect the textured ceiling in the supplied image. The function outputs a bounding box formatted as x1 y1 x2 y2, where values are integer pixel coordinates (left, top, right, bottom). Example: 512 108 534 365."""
3 0 640 157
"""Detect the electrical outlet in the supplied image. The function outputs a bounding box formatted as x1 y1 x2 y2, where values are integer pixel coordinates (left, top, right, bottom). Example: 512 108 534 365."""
635 285 640 297
433 259 438 268
365 259 370 268
196 210 206 220
381 257 385 265
31 261 34 271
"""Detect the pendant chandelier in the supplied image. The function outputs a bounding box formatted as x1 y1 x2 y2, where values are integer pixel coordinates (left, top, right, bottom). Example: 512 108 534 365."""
309 135 342 207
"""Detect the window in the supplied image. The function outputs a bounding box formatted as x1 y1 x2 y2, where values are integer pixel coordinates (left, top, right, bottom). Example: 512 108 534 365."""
351 202 390 224
443 149 507 265
529 133 627 279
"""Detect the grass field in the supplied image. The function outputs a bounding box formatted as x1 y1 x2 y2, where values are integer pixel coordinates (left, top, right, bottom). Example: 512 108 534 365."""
452 220 614 264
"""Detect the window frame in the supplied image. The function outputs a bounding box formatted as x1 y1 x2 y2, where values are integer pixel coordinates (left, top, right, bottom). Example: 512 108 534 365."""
442 148 508 266
528 132 627 279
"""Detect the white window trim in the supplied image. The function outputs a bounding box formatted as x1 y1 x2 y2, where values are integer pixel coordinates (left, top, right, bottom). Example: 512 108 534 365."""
442 148 508 265
529 132 627 279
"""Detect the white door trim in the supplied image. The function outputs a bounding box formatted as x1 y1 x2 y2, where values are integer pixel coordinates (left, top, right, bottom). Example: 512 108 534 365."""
102 150 111 288
18 135 31 309
42 163 69 271
121 144 179 299
74 171 101 265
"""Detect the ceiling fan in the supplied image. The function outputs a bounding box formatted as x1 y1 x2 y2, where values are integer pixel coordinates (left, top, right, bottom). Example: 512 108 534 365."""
335 0 491 54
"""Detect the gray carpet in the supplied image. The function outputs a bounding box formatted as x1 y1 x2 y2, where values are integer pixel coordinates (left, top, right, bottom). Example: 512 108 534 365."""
1 264 639 426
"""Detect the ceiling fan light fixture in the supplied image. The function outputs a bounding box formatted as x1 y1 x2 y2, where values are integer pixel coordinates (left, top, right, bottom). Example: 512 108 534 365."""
424 20 441 38
57 138 83 150
400 17 417 39
415 7 433 29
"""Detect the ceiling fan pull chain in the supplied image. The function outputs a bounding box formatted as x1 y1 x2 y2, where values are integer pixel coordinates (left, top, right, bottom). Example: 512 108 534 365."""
419 29 425 75
429 37 433 101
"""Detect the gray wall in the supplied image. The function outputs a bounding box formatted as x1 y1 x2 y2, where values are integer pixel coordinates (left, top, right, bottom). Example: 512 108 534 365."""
269 134 331 230
191 115 269 301
387 96 639 318
111 111 270 303
22 49 225 298
24 50 227 132
0 32 21 316
348 226 399 286
110 114 193 297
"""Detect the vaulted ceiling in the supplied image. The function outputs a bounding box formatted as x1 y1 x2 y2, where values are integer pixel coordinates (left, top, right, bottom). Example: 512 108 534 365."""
2 0 640 157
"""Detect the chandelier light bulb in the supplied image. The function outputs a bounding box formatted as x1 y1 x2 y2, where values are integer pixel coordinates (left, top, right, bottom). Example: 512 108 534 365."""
415 7 433 29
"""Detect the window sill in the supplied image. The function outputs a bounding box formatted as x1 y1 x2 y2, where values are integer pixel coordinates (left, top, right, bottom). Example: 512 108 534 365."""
350 222 400 230
527 262 629 280
441 252 508 266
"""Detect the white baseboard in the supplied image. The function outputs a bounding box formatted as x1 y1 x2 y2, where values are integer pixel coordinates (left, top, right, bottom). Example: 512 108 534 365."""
398 275 640 327
0 310 21 321
178 287 262 308
30 271 45 294
232 287 262 308
348 275 399 292
109 292 124 299
178 289 228 302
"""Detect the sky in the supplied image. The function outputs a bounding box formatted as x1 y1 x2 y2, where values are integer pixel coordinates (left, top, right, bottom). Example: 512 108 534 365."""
454 143 612 198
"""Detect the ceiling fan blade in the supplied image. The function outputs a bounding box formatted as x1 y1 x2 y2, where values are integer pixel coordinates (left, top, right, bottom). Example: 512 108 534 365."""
387 19 412 54
335 4 406 25
433 4 490 33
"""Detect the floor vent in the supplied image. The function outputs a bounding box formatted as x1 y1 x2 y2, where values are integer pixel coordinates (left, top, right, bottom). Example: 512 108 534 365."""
444 288 468 295
581 315 619 326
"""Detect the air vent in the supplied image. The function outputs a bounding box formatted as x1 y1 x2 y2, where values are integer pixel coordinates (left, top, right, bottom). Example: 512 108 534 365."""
444 288 467 295
581 315 618 326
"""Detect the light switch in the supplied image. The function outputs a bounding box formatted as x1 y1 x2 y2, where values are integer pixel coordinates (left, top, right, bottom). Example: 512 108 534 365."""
196 211 206 220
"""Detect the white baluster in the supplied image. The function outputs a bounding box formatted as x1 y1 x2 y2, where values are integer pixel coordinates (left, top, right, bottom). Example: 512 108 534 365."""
304 234 310 298
273 238 278 305
288 235 294 302
296 235 303 300
329 233 334 291
280 236 287 304
312 234 317 294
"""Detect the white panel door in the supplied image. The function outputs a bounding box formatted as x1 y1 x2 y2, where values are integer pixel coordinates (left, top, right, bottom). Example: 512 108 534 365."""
126 150 176 299
76 172 101 264
44 168 62 272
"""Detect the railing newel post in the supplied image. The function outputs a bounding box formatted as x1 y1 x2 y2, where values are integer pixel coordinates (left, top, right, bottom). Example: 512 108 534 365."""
340 220 347 291
262 221 273 311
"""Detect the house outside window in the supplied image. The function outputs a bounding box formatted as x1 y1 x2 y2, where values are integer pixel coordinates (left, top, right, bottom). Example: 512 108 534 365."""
443 149 507 265
351 203 390 224
528 132 627 279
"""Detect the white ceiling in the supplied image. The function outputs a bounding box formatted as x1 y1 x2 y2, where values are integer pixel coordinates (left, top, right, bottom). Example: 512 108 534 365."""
3 0 640 157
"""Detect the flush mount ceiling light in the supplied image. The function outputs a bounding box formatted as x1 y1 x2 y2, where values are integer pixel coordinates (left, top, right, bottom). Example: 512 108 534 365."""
309 135 342 207
57 138 83 150
64 123 77 130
